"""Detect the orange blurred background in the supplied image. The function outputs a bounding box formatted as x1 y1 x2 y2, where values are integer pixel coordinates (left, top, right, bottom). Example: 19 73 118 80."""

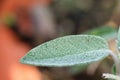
0 0 52 80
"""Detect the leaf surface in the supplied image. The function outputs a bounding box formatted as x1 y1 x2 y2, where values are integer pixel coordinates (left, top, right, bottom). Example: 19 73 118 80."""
20 35 110 67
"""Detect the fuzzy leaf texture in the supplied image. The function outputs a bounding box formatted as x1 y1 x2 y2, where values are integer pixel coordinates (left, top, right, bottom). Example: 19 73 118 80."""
20 35 110 67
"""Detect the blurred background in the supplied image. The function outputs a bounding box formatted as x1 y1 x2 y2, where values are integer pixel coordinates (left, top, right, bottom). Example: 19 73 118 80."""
0 0 120 80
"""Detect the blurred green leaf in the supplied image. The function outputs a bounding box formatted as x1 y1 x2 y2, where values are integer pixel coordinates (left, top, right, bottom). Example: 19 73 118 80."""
84 26 117 40
112 64 116 75
4 15 15 26
68 64 88 75
117 27 120 49
20 35 110 67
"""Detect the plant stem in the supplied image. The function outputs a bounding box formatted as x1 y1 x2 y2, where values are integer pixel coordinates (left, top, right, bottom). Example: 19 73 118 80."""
109 51 120 76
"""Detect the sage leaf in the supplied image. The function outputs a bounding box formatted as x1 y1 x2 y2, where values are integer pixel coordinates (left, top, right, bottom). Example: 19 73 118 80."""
103 73 120 80
20 35 110 67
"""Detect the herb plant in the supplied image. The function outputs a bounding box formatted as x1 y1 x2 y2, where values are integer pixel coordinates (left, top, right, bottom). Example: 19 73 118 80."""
20 27 120 80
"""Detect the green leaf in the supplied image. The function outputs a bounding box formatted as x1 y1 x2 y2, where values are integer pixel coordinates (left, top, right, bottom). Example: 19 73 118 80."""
111 64 116 75
84 26 117 40
20 35 110 67
117 27 120 49
68 64 88 75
